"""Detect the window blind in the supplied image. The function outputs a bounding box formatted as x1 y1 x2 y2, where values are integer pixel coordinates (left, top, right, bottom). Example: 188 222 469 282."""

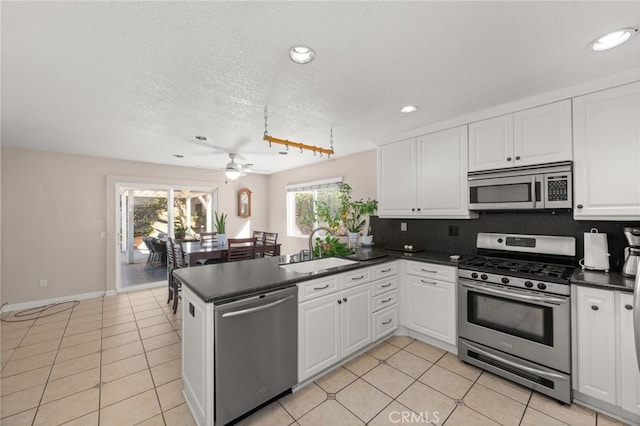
285 177 343 193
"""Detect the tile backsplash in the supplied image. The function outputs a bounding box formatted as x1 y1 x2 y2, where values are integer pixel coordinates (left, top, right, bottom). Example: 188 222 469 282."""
370 211 640 272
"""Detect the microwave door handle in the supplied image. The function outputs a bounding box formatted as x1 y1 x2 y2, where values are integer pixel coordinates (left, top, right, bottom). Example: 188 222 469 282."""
531 176 537 208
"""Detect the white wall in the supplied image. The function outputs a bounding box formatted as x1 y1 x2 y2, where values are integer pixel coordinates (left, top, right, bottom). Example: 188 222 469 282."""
1 148 269 305
266 149 377 256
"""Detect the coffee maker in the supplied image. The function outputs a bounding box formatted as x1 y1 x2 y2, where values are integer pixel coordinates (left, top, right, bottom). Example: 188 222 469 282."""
622 227 640 278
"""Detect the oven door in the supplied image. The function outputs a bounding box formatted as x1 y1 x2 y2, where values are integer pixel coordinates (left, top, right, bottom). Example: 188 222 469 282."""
468 174 543 210
457 278 570 373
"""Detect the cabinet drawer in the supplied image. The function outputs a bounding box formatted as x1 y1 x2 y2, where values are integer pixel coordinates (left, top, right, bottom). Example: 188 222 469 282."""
297 276 340 302
372 262 397 280
373 305 398 340
373 290 397 313
341 268 372 289
372 276 398 296
406 261 455 283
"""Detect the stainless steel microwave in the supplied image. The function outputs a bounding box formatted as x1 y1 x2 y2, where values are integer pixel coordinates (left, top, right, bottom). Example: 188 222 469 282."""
468 162 572 211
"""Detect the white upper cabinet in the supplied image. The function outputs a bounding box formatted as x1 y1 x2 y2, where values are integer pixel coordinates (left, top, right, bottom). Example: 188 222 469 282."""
468 114 514 171
378 126 476 219
417 126 473 217
377 138 417 216
572 82 640 220
469 100 572 172
514 100 572 167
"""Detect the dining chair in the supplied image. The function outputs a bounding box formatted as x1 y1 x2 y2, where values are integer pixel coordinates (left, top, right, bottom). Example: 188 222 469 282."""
152 238 167 266
166 237 176 304
172 239 186 314
252 231 266 257
227 237 257 262
144 237 158 266
199 232 217 245
263 232 279 257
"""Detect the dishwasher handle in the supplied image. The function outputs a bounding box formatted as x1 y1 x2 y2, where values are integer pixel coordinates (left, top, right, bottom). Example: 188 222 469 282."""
221 295 295 318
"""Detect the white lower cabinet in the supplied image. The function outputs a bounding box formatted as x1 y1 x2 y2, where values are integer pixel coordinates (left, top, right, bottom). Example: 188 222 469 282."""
298 280 372 382
619 293 640 416
574 286 640 421
401 261 457 345
574 286 616 404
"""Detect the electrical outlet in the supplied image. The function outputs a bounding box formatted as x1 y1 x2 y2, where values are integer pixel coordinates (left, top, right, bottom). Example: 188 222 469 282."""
100 231 106 239
40 279 48 288
401 222 407 232
448 226 459 237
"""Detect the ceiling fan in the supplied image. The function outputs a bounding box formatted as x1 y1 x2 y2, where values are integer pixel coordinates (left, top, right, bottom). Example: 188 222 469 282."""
224 153 253 180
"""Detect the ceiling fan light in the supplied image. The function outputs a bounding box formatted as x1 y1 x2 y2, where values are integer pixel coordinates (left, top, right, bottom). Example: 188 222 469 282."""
591 28 636 51
225 170 241 180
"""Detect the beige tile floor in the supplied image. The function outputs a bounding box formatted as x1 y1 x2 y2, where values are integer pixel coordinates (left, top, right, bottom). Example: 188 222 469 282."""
0 288 631 425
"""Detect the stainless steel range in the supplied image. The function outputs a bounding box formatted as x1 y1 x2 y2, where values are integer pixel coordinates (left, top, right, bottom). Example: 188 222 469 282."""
457 233 576 404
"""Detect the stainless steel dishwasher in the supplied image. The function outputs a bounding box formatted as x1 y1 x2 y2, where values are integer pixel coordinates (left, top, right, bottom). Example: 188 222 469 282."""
214 286 297 425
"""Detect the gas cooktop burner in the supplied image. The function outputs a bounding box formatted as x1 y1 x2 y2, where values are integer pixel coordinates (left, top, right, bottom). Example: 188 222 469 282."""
461 256 575 282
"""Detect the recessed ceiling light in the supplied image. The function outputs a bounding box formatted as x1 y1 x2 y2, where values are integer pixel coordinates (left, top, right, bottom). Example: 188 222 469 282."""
288 46 315 64
590 28 637 51
193 136 208 141
400 105 419 114
173 154 184 158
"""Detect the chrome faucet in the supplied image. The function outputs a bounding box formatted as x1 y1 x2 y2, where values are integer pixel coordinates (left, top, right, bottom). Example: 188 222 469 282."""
308 227 333 259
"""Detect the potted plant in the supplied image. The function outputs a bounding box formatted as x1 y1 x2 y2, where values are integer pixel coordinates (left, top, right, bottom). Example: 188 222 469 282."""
339 183 378 246
214 211 228 247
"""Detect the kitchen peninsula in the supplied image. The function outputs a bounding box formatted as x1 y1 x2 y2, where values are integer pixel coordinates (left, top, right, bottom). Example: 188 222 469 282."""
174 249 463 425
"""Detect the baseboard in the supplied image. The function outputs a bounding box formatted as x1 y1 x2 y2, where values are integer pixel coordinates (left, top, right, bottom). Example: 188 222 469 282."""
1 291 108 313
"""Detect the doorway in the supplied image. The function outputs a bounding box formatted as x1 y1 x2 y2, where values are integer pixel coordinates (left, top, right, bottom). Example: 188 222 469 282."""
116 183 217 291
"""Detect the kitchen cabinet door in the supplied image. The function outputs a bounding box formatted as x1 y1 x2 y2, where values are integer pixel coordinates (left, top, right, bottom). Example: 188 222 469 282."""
377 138 417 216
468 114 514 172
514 100 572 167
341 283 372 358
298 292 341 382
402 274 456 345
573 82 640 220
618 292 640 415
417 125 472 217
575 286 616 404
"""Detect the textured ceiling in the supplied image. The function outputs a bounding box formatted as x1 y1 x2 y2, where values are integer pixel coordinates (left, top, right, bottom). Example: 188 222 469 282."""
2 1 639 174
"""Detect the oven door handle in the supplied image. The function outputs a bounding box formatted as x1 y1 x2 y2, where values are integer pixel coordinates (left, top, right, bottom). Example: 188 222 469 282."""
461 282 567 304
531 176 537 208
464 341 568 381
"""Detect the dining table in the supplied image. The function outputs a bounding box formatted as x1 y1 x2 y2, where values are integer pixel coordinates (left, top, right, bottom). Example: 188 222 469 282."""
181 240 281 266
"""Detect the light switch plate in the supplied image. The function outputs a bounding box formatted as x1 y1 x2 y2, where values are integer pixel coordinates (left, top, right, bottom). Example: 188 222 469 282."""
401 222 407 231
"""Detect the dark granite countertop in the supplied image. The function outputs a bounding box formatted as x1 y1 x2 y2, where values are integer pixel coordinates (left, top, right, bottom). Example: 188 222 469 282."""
174 248 468 304
571 269 637 292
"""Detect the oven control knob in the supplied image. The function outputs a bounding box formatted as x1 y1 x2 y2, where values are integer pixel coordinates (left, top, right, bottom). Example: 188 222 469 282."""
525 281 534 288
537 283 547 290
480 274 488 280
471 273 478 279
501 277 509 284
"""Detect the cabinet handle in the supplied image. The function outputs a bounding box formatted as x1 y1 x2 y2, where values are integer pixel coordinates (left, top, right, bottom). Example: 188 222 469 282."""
381 298 392 303
337 300 342 305
351 275 365 280
381 268 392 273
420 269 437 273
626 304 633 310
421 279 438 285
417 208 421 212
381 283 392 288
313 284 330 290
343 297 348 303
382 319 392 325
577 204 583 209
515 156 521 160
506 157 512 162
591 305 599 311
411 208 415 212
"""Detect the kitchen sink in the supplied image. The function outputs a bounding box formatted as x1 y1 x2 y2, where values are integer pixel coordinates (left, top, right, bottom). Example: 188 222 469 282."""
279 257 358 274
